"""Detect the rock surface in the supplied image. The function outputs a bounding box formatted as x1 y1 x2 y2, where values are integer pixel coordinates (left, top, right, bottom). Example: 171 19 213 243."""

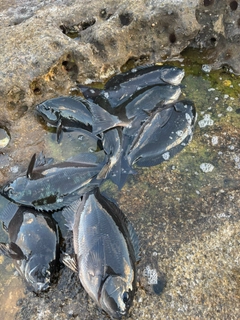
0 1 240 320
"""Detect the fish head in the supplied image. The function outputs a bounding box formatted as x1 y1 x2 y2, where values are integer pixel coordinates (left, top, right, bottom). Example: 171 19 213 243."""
161 66 185 86
2 178 29 204
100 276 133 319
24 254 52 292
35 100 60 124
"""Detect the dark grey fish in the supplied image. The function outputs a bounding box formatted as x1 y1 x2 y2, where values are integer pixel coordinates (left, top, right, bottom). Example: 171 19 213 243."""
100 85 181 185
127 100 197 167
35 96 94 140
79 65 184 109
1 152 105 211
105 65 185 88
36 95 128 138
97 128 135 188
0 202 60 292
116 84 181 120
97 128 123 181
62 188 140 319
86 100 131 135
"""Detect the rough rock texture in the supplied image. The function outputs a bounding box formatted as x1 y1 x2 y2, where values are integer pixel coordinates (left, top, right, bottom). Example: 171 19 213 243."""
192 0 240 74
0 1 240 320
0 0 199 96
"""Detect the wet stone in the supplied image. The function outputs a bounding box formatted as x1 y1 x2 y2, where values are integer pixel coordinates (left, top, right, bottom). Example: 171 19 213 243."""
0 128 10 148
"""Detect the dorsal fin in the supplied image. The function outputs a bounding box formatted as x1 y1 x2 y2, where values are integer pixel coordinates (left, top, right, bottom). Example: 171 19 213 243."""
26 153 37 179
126 218 141 262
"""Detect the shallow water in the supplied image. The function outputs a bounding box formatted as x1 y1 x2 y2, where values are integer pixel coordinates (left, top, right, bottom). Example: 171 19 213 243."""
0 48 240 319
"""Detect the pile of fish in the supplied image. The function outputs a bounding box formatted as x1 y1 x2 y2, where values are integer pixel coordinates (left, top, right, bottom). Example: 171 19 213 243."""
0 64 196 319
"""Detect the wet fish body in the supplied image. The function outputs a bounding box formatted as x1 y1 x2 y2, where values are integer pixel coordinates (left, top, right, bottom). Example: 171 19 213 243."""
1 152 104 211
62 188 139 319
79 65 184 109
97 128 122 181
36 96 93 131
36 95 128 137
0 202 60 292
127 100 197 167
105 65 185 88
117 84 181 119
118 84 182 141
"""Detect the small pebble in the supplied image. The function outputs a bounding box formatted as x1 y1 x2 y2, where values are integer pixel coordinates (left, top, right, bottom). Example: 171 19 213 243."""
10 166 18 173
200 163 214 173
202 64 212 73
162 152 170 160
211 136 218 146
0 128 10 148
198 114 214 128
223 80 232 87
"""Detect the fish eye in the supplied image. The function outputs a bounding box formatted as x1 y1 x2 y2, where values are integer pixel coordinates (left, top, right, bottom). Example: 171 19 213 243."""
123 291 129 304
3 185 13 194
44 105 50 111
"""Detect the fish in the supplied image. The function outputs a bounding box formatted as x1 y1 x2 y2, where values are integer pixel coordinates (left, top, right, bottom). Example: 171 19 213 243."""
0 201 60 292
117 84 182 141
81 84 181 138
36 95 128 138
97 128 135 188
35 96 94 141
79 65 184 110
98 85 181 183
62 188 140 319
97 128 123 181
115 84 181 120
1 151 105 211
105 64 185 88
86 100 131 135
127 100 197 167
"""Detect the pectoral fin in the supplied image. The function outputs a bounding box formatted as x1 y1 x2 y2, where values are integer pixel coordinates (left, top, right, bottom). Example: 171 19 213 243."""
62 252 78 273
0 242 26 260
56 120 63 143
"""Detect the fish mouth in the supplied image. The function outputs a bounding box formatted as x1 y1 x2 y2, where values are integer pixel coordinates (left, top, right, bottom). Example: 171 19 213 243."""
2 185 14 196
3 185 13 192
